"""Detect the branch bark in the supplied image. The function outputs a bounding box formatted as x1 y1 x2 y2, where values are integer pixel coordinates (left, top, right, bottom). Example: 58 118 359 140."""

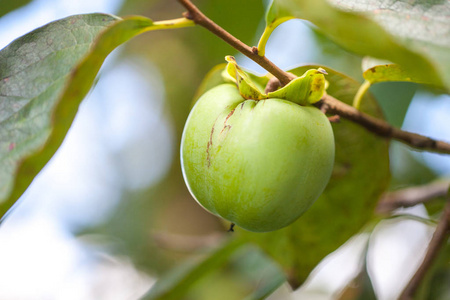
321 95 450 154
178 0 294 85
177 0 450 155
377 181 450 213
399 200 450 300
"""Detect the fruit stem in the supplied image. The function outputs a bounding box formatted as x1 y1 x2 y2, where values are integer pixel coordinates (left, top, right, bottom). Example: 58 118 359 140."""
257 17 293 57
152 17 195 30
352 80 371 110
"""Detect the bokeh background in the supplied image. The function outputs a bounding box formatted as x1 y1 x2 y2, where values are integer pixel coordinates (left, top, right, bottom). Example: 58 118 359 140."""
0 0 449 299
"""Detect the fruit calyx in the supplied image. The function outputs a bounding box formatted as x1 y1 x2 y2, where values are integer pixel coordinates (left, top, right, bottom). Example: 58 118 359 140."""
223 55 328 105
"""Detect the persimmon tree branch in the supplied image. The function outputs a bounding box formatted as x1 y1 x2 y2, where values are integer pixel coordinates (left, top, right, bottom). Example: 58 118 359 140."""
177 0 294 86
399 200 450 300
376 181 450 213
177 0 450 155
320 95 450 154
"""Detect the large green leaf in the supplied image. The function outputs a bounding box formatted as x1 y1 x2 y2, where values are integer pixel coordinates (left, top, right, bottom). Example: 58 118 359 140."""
0 13 193 219
238 66 390 284
266 0 449 90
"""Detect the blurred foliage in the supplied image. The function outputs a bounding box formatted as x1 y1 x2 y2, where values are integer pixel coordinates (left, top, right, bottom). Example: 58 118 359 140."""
142 240 286 300
0 0 31 18
1 0 449 299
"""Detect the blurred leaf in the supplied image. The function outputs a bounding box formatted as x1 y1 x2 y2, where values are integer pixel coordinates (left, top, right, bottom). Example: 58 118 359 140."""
0 0 31 18
239 248 286 300
370 82 417 128
309 27 363 81
193 63 228 102
266 0 448 89
238 65 390 284
389 141 438 187
141 238 287 300
141 238 245 300
415 242 450 300
0 13 190 219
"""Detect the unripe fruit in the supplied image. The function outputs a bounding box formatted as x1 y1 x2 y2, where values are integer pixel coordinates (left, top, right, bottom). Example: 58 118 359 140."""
181 83 335 232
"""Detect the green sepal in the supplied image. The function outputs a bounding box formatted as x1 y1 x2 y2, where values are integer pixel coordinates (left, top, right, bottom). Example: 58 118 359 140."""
223 56 268 100
268 68 328 105
223 56 328 105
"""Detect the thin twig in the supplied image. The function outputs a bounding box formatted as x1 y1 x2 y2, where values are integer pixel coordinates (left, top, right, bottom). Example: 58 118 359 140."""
377 181 450 213
399 200 450 300
177 0 450 155
321 95 450 154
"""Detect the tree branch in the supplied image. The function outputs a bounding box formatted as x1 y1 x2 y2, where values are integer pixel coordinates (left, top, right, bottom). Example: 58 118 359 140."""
399 200 450 300
177 0 450 155
321 95 450 154
376 181 450 213
177 0 295 86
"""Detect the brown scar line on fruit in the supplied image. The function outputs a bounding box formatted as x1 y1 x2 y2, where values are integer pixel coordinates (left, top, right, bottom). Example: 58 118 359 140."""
221 109 236 134
220 125 231 134
228 223 235 232
225 108 236 121
206 123 216 168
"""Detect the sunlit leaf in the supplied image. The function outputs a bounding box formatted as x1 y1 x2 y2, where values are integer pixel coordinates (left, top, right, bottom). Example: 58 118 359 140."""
267 0 448 90
363 63 444 90
239 65 390 284
0 13 192 219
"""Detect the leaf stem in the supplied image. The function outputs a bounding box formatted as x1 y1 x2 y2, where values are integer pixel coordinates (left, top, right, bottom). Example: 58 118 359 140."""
152 17 195 30
257 17 293 57
177 0 450 155
352 80 371 109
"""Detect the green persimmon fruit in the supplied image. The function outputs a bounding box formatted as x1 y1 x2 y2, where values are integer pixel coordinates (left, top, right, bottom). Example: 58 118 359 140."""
181 84 335 232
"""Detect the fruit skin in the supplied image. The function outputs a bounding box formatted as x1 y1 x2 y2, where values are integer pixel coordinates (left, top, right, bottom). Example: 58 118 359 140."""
181 84 335 232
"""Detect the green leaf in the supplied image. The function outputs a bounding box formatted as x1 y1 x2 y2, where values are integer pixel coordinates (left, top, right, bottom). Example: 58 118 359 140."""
239 65 390 284
363 63 444 90
0 0 31 18
267 0 449 90
140 238 246 300
0 14 193 219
